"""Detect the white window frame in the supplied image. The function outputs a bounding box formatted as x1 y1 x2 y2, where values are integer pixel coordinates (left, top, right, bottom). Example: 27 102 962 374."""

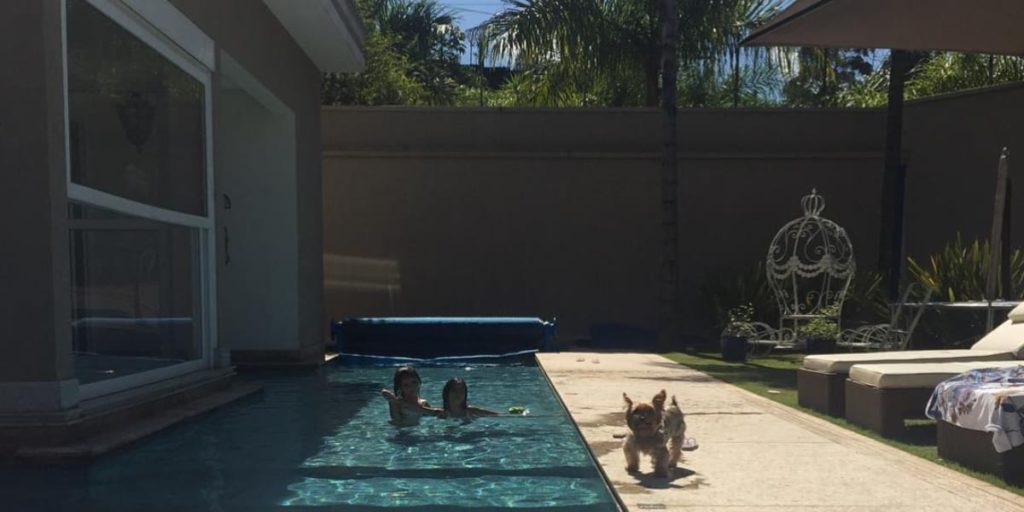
62 0 218 400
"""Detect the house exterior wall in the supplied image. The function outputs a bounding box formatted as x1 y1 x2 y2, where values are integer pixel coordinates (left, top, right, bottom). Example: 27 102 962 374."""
0 0 333 420
170 0 325 363
0 0 78 411
321 108 886 343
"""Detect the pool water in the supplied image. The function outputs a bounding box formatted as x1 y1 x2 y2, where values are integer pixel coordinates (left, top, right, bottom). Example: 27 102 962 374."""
1 356 620 511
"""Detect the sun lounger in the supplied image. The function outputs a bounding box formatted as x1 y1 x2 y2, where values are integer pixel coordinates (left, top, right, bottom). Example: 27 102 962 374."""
843 360 1024 437
797 306 1024 417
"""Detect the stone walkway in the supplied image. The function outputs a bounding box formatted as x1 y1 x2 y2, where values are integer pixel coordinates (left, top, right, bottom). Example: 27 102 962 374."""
537 352 1024 512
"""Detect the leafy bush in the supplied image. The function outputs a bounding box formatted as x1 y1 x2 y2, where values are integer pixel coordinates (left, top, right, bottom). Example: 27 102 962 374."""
797 304 840 341
906 234 1024 348
722 303 757 337
907 233 1024 301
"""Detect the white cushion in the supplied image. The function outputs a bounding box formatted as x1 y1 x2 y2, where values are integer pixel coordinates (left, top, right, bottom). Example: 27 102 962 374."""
803 350 1011 373
802 319 1024 374
1009 302 1024 323
849 361 1024 389
969 320 1024 356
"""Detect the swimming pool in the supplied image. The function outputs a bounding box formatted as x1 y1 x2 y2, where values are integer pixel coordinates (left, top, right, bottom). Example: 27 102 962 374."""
1 354 620 511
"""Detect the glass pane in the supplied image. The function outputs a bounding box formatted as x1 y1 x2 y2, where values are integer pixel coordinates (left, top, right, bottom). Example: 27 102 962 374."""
67 0 207 216
70 203 203 385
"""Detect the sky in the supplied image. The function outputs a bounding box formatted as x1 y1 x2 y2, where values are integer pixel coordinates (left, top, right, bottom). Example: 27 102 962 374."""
439 0 507 64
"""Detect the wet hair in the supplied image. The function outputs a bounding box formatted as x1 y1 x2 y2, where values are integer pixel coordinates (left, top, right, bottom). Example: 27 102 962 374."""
393 366 421 397
442 377 467 412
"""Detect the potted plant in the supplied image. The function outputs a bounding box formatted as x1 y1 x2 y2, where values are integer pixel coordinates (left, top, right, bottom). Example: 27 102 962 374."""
798 304 840 354
721 303 756 361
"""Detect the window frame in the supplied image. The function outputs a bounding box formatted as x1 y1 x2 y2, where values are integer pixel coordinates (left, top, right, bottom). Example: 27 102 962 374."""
62 0 218 400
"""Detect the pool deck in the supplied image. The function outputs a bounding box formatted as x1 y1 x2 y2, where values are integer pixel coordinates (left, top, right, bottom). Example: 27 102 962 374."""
537 352 1024 512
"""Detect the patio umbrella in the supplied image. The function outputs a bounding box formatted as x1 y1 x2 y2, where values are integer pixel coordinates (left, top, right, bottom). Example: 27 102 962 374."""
743 0 1020 302
744 0 1024 55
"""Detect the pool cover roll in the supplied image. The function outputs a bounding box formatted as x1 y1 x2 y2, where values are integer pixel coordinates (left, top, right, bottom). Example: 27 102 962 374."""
330 317 556 358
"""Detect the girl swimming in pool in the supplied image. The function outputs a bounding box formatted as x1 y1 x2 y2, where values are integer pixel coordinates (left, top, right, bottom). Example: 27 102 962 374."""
442 377 500 419
381 365 443 426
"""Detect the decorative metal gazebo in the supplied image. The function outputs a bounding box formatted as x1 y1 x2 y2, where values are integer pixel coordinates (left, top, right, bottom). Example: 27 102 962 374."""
765 189 856 345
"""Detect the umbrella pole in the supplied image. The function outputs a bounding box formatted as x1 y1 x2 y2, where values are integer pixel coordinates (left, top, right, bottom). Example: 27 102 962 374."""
879 50 913 301
986 149 1010 330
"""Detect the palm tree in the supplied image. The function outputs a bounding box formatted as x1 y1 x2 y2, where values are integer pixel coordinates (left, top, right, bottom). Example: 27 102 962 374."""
322 0 465 105
481 0 786 107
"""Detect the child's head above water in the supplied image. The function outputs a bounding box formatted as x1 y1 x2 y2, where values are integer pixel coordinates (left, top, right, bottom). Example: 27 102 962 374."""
393 365 422 398
442 377 468 412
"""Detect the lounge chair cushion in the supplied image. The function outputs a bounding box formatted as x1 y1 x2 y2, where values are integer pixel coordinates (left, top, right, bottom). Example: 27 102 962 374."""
804 320 1024 374
968 319 1024 356
1009 302 1024 323
803 349 1011 374
849 361 1024 389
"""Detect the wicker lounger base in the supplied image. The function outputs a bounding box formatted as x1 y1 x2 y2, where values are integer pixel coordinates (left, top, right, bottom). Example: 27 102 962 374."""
797 368 847 417
938 421 1024 484
844 380 934 437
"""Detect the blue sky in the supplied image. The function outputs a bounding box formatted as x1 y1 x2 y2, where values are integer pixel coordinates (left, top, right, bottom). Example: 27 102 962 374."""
439 0 507 64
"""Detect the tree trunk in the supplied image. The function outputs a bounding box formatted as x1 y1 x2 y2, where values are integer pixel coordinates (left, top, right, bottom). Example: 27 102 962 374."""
658 0 679 347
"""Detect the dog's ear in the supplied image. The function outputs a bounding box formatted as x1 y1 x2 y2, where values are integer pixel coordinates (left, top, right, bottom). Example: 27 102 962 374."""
623 393 633 412
652 389 667 409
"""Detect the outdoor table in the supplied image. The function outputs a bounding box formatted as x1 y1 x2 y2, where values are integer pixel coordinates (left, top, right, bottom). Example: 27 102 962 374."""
890 300 1021 332
925 365 1024 483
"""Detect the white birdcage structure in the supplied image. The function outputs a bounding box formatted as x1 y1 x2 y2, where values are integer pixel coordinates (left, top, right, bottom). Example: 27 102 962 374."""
766 189 855 344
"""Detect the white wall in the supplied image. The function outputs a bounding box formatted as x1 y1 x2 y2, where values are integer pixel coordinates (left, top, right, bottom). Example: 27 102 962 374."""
217 56 298 352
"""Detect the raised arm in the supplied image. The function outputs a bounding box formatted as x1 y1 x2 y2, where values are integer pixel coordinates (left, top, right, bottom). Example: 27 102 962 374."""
467 405 501 417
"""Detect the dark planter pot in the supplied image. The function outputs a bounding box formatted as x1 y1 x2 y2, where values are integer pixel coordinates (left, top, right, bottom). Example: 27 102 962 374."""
720 335 748 362
804 337 837 355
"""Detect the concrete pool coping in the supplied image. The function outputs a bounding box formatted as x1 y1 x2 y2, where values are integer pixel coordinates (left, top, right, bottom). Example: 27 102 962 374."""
537 352 1024 512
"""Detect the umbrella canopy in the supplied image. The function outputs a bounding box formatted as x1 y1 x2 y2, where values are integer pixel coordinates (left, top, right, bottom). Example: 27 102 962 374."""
744 0 1024 55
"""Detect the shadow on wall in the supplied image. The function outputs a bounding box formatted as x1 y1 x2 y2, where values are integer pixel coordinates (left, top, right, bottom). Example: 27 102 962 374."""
576 323 658 350
323 253 401 293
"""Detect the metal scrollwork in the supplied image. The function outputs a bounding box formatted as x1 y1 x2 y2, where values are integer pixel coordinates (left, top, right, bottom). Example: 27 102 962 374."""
766 189 856 321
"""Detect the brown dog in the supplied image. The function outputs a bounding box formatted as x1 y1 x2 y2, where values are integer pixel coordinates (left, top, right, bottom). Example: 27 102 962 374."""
623 389 686 477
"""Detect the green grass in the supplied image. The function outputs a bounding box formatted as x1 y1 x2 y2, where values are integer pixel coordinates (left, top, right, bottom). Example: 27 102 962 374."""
661 350 1024 496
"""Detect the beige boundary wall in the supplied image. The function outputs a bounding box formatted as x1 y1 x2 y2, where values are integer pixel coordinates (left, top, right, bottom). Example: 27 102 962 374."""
322 84 1024 345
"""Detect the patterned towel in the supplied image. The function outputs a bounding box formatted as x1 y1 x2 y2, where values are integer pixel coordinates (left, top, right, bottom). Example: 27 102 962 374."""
925 365 1024 453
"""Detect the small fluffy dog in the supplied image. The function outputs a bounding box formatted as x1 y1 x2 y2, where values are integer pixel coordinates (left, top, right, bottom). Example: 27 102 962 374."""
622 389 686 477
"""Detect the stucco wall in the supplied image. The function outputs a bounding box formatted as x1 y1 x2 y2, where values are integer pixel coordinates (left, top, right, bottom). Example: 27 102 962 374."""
171 0 325 361
0 0 74 384
322 108 886 343
323 87 1024 345
902 84 1024 265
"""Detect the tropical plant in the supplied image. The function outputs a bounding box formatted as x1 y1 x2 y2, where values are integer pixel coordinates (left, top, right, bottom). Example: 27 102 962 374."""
907 233 1024 301
905 234 1024 348
479 0 788 107
699 260 777 333
322 0 466 106
781 48 876 107
839 52 1024 108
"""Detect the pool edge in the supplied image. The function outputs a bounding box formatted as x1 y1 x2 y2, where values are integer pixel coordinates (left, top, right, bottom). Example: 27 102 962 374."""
535 352 627 512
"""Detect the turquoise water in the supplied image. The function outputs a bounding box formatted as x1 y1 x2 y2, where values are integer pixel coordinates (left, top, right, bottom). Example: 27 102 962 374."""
1 356 619 511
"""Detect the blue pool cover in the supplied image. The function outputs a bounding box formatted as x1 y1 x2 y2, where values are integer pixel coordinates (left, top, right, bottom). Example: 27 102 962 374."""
330 317 556 358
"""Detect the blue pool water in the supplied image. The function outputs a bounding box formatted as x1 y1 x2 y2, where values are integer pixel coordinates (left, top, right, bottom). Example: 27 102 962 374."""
1 355 620 511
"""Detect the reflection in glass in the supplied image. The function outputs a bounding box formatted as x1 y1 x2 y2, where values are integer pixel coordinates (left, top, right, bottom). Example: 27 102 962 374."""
67 0 206 215
70 203 202 385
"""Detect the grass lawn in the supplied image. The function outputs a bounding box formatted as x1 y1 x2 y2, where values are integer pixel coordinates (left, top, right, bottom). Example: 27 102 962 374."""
662 350 1024 496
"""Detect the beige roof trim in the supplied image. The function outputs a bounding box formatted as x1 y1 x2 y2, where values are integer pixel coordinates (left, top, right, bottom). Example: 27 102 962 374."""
262 0 366 73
